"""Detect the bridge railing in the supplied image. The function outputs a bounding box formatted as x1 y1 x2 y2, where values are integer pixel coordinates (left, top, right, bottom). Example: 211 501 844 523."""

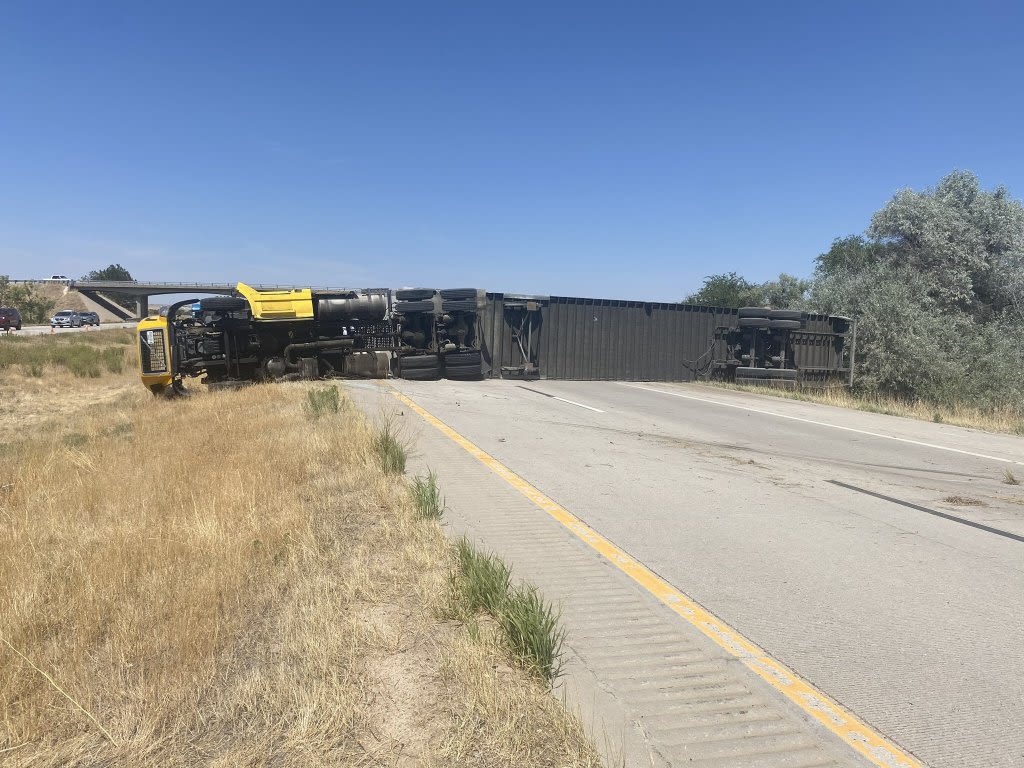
70 281 358 294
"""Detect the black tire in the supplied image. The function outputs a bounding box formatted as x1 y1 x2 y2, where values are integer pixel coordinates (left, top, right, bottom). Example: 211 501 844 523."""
395 299 436 313
765 368 799 380
395 288 436 301
441 299 478 312
15 324 21 330
445 364 483 380
738 317 770 328
735 366 770 378
200 296 247 312
439 288 478 300
401 367 441 381
738 307 768 318
443 350 482 366
768 309 803 321
400 354 441 371
769 319 803 330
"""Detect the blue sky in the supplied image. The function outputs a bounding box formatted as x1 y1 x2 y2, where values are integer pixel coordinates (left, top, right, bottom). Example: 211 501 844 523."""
1 1 1022 301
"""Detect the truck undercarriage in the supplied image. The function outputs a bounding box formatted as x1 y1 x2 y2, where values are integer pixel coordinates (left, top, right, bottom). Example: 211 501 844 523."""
138 284 485 394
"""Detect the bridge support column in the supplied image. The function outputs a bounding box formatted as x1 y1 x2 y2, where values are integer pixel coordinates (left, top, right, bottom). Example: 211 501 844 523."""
136 296 149 318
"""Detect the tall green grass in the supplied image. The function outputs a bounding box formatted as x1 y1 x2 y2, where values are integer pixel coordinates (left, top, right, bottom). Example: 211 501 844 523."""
372 418 407 475
450 537 566 683
0 332 132 378
304 385 340 419
410 471 444 519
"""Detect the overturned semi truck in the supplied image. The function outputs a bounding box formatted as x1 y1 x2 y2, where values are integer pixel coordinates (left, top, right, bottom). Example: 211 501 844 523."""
137 283 484 394
136 283 852 392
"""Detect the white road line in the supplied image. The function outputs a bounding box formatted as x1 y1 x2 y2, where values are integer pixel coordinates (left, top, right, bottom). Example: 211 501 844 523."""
623 383 1024 467
552 395 605 413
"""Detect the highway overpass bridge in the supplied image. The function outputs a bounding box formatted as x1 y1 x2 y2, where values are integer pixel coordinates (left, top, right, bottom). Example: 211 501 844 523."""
69 280 352 318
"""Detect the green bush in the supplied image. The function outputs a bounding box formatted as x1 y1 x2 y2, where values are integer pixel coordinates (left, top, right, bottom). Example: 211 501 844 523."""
808 172 1024 415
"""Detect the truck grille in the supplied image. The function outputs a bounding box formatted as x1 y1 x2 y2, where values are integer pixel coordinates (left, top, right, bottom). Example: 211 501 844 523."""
140 329 168 374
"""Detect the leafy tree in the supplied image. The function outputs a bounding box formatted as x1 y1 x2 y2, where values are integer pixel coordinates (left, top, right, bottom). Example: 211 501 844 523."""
0 275 56 324
82 263 135 308
808 171 1024 408
83 263 134 282
758 273 810 309
815 235 894 275
684 271 809 309
684 272 762 308
867 171 1024 319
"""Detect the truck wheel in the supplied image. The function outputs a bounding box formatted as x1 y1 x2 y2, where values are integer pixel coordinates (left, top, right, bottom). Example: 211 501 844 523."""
738 317 770 328
769 319 802 330
441 299 478 312
395 288 436 301
394 299 436 313
439 288 479 300
200 296 247 311
443 350 482 366
738 307 768 318
768 309 803 321
400 354 441 371
401 367 441 380
445 364 482 380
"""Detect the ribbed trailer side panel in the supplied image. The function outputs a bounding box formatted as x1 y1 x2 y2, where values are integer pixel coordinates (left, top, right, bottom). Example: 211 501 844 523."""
478 293 847 383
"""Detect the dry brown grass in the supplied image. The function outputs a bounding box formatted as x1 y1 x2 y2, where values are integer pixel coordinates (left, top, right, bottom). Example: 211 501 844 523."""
706 382 1024 436
0 329 138 443
0 344 599 767
30 282 91 314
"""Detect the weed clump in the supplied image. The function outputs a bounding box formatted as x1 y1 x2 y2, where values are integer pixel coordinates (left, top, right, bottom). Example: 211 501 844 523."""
499 584 566 682
304 385 340 419
410 470 444 519
373 418 407 475
454 537 511 616
450 537 565 683
1003 469 1020 486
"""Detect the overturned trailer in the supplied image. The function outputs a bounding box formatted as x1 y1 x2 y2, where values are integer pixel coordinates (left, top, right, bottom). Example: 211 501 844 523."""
478 294 852 387
137 283 852 392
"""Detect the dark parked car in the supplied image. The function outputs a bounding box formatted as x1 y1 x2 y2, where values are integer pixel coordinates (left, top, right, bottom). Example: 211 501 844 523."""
79 311 101 326
50 310 84 328
0 307 22 331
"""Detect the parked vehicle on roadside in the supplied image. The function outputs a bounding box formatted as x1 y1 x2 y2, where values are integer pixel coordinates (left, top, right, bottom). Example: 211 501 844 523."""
0 307 22 331
79 311 101 326
51 310 84 328
47 275 70 281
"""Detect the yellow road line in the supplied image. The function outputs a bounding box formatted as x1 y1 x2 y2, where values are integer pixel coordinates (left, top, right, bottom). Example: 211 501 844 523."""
392 389 925 768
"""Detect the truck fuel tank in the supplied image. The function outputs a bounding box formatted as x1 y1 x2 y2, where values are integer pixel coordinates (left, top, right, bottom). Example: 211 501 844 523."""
317 294 387 322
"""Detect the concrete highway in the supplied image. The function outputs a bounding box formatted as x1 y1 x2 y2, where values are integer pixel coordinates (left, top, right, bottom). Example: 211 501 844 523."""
377 379 1023 768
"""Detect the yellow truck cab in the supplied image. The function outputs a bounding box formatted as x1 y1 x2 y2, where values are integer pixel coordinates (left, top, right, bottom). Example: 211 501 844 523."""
136 283 395 393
